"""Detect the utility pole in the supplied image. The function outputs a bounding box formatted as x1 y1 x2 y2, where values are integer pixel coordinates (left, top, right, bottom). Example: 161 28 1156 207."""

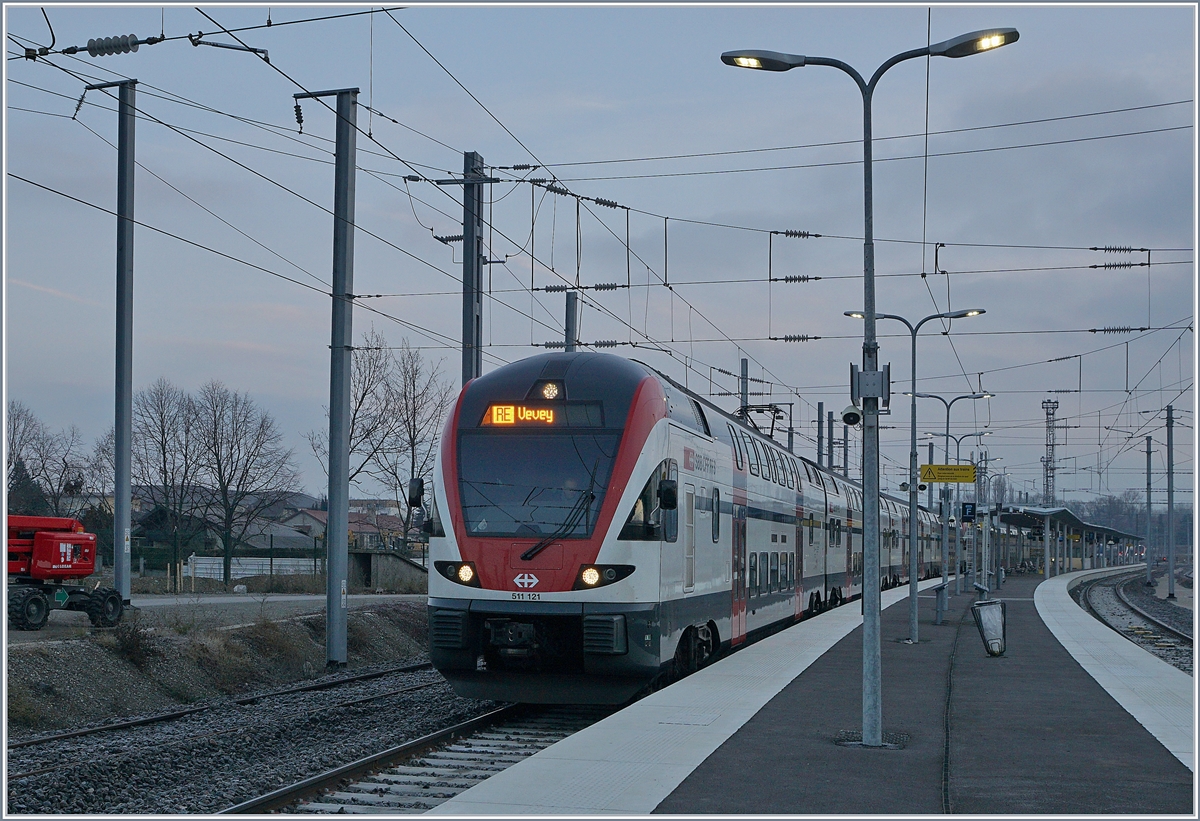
1166 405 1176 598
843 424 849 478
827 411 834 473
564 290 578 352
462 151 486 385
295 87 358 669
740 358 749 417
86 79 137 604
817 401 824 468
1145 435 1153 586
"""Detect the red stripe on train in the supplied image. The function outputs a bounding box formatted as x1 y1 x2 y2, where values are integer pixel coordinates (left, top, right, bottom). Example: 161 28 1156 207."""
448 375 667 592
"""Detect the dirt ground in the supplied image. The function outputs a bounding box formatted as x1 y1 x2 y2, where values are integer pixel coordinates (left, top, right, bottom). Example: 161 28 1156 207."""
5 599 431 737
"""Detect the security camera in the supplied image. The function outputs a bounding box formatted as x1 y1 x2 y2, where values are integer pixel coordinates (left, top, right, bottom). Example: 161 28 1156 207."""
841 404 862 426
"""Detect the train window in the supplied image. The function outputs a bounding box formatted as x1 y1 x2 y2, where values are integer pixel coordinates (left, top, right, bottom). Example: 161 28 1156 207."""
618 458 675 541
780 533 787 544
770 552 779 592
742 433 760 477
759 552 768 594
689 399 711 437
784 456 795 489
771 533 778 543
749 552 758 596
750 438 765 479
728 424 744 471
712 488 720 543
770 449 783 485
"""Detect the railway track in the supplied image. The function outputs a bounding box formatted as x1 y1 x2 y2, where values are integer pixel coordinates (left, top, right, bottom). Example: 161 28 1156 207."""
7 661 435 753
222 704 613 814
1077 571 1192 675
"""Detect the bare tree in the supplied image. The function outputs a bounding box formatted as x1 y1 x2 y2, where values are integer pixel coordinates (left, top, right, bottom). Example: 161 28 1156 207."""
367 340 455 547
26 422 89 517
133 378 206 587
6 400 44 490
306 327 403 491
193 380 301 586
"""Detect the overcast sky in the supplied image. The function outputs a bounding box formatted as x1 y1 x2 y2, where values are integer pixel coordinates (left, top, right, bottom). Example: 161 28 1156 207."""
4 3 1195 511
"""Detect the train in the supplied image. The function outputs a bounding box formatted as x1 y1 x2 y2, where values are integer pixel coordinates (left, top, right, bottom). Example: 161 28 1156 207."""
426 352 941 704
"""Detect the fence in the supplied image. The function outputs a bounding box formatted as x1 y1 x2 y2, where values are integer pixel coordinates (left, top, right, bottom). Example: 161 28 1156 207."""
186 555 325 580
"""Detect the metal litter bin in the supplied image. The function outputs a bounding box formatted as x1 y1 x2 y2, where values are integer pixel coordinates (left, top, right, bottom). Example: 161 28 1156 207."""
971 598 1007 656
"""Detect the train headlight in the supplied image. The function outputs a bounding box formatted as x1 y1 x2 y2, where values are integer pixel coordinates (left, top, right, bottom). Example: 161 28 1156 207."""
573 564 636 590
434 561 482 588
542 382 560 400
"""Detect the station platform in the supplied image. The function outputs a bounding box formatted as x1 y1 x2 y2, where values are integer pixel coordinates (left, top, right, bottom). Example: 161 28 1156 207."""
432 569 1193 815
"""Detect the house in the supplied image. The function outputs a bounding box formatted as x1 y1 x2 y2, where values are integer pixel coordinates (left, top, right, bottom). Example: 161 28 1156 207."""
281 508 411 550
349 498 402 517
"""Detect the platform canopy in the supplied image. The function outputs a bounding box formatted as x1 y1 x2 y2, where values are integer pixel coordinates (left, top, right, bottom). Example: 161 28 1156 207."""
994 505 1141 544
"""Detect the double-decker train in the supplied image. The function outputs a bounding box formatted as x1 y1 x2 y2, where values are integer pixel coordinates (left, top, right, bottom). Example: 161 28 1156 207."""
427 352 940 703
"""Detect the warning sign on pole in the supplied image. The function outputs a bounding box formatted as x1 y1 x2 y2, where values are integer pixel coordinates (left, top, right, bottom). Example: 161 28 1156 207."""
920 464 977 483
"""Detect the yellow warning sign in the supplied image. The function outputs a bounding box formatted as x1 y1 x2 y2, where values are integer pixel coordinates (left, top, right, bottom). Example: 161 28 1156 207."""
920 464 977 483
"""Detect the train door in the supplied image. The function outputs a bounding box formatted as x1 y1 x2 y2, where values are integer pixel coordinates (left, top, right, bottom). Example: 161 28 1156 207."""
684 484 696 592
728 424 748 646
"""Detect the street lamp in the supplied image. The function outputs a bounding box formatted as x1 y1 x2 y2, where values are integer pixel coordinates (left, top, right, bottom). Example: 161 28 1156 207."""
925 430 991 591
910 391 992 594
846 309 984 643
723 26 1016 748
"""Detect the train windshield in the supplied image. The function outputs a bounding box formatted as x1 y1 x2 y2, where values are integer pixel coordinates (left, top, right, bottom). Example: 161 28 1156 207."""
458 431 621 538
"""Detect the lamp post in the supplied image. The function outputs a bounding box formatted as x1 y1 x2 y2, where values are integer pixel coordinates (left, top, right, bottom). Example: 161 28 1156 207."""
926 429 991 593
910 391 991 594
722 26 1016 748
847 308 984 643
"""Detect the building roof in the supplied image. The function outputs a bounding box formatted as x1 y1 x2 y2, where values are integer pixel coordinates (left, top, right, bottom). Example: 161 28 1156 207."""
996 505 1141 543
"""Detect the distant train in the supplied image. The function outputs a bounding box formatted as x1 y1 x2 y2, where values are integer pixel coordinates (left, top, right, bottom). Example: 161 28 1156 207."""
426 352 940 704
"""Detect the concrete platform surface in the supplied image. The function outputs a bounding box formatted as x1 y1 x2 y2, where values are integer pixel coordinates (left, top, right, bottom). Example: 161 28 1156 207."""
433 571 1193 815
431 576 947 815
1037 565 1194 771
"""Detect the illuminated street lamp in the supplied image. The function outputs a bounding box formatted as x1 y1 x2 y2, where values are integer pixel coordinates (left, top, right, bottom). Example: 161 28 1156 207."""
723 26 1017 748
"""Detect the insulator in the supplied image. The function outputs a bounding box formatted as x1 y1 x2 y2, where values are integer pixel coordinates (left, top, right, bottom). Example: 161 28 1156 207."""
87 34 140 57
783 229 819 239
782 335 819 342
403 175 421 182
72 91 86 119
544 284 569 292
542 341 568 349
1094 326 1133 334
782 275 819 283
591 283 620 291
1089 245 1134 253
545 184 570 197
512 164 536 171
592 340 619 348
593 198 620 209
434 234 463 244
529 178 548 185
294 103 304 131
1095 261 1135 269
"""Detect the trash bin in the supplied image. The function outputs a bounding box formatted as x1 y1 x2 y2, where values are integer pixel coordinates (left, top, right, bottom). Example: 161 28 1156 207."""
970 599 1007 656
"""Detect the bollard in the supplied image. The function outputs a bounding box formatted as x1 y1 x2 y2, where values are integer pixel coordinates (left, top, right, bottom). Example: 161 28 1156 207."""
973 581 990 601
971 599 1007 656
932 582 949 625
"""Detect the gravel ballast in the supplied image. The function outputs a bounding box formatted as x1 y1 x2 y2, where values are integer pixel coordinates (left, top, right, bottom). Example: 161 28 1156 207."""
6 600 498 814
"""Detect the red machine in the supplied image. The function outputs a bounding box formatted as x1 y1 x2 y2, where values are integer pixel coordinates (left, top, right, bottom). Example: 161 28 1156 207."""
7 515 123 630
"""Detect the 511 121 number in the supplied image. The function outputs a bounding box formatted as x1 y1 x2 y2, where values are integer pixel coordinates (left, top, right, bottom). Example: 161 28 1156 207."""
511 592 541 601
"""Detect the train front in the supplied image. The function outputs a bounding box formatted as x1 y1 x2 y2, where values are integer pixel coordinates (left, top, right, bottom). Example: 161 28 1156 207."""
427 352 668 704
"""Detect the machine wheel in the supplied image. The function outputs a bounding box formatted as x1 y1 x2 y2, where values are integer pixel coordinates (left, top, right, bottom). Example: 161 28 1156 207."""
8 587 50 631
86 588 123 627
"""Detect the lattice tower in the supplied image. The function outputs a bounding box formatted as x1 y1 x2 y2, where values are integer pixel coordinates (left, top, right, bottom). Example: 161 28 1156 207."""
1041 399 1059 505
